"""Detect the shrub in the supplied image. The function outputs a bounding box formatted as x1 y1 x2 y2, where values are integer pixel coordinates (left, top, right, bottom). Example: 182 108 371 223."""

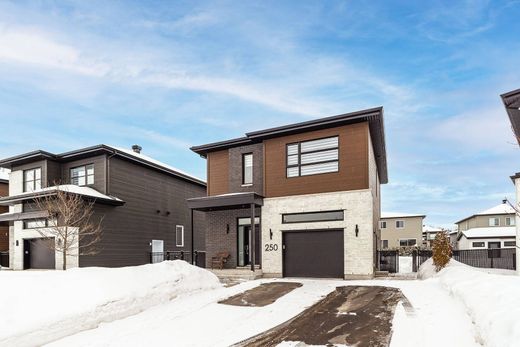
432 231 452 271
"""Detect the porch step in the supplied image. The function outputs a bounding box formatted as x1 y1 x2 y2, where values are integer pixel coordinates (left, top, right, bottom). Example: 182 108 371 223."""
210 268 263 282
375 270 389 277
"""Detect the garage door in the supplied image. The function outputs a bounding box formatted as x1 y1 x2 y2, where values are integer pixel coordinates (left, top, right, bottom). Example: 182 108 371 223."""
24 238 55 270
283 230 344 278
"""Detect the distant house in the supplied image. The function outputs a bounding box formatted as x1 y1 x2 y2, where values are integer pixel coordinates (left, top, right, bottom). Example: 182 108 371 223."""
380 212 425 249
0 168 9 266
422 225 444 248
455 202 516 250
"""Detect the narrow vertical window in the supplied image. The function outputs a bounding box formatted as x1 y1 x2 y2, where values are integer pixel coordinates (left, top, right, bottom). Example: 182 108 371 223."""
242 153 253 185
175 225 184 247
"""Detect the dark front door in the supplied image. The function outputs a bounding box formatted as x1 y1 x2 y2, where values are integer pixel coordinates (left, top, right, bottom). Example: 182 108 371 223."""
24 238 55 270
283 229 344 278
237 225 260 267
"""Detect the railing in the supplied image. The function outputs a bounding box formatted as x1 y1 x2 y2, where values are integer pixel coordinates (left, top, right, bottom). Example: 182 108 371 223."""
150 251 206 268
412 248 516 271
0 251 8 268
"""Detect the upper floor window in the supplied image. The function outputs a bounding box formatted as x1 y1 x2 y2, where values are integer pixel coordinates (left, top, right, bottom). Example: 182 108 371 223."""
242 153 253 185
488 217 499 227
286 136 339 178
23 168 41 192
380 221 387 229
71 164 94 186
396 220 405 228
505 217 515 226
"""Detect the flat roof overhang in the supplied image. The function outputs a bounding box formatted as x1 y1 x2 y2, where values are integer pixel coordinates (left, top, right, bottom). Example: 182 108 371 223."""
0 191 125 206
0 210 49 222
187 192 263 211
501 88 520 145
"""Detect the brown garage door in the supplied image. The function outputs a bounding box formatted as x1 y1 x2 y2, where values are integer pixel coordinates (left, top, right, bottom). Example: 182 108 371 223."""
283 229 344 278
24 238 55 270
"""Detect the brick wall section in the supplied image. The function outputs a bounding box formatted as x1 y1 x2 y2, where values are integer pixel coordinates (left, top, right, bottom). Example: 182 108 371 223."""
228 143 264 195
205 207 261 268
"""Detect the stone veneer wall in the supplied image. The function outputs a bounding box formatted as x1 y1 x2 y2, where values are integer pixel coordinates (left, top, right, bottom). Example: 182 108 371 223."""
261 189 375 279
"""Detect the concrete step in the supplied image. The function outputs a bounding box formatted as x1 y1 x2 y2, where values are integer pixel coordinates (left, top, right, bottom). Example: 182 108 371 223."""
375 270 389 277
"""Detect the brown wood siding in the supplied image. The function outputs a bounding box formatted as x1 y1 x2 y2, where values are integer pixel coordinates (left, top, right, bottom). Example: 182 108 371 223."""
264 122 369 198
79 157 206 267
207 150 229 196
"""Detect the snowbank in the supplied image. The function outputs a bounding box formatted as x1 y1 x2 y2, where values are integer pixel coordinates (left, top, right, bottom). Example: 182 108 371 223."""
0 261 221 347
418 259 520 347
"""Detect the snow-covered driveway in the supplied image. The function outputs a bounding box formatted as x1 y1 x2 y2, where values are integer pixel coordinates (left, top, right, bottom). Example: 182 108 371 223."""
48 277 480 347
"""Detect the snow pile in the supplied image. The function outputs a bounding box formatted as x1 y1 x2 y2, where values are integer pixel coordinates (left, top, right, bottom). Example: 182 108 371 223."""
0 261 221 347
418 259 520 347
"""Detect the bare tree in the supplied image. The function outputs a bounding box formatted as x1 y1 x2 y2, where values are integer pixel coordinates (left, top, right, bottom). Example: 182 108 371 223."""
33 188 103 270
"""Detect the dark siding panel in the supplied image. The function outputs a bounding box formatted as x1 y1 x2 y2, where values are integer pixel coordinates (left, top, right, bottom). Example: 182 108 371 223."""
46 160 61 186
228 143 264 194
79 157 206 267
61 155 107 194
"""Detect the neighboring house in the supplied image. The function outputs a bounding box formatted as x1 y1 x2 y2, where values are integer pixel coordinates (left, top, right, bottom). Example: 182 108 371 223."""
449 228 458 248
380 212 425 249
455 202 516 250
187 107 388 279
0 169 9 266
502 88 520 272
422 225 444 248
0 145 206 270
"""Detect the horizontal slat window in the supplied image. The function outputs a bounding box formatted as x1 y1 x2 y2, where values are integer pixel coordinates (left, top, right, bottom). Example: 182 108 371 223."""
282 210 344 223
286 136 339 178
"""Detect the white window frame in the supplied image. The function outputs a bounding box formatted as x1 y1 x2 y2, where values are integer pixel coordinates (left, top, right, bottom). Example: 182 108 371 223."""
175 225 184 247
396 220 405 229
472 241 485 248
380 221 387 229
286 136 339 178
505 217 515 226
242 153 253 186
488 217 500 226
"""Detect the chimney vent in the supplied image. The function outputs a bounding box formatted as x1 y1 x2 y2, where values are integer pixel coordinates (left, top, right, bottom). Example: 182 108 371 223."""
132 145 142 154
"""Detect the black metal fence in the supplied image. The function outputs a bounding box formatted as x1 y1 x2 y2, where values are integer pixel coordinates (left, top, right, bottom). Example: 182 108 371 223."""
378 250 399 273
412 248 516 272
0 251 8 268
150 251 206 268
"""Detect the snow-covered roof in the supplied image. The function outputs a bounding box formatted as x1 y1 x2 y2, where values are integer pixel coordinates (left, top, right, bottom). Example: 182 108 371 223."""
111 146 205 184
0 168 9 181
381 212 426 219
456 202 516 224
423 225 444 233
461 226 516 239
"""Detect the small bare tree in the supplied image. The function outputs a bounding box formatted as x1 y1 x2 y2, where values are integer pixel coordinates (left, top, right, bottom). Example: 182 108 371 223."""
33 188 103 270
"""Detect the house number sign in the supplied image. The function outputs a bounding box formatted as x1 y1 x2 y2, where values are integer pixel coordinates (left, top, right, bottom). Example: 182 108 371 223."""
264 244 278 251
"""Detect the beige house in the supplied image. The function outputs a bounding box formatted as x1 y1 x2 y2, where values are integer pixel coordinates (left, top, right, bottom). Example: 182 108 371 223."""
455 202 516 250
422 225 444 248
380 212 425 249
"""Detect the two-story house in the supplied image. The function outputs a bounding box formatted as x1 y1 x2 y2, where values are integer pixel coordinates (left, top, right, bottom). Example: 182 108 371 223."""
187 107 388 279
455 201 516 249
379 212 425 249
422 225 445 248
0 168 9 267
0 145 206 270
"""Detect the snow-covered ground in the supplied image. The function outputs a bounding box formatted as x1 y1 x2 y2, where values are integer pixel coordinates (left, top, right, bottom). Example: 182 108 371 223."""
0 261 221 347
419 259 520 347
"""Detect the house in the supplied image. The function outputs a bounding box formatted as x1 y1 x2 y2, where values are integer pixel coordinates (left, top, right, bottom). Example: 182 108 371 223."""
0 168 9 267
0 145 206 270
455 202 516 249
422 225 444 248
379 212 425 249
187 107 388 279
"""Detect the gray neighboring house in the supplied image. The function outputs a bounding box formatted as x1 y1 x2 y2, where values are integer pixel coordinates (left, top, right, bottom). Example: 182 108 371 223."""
0 145 206 270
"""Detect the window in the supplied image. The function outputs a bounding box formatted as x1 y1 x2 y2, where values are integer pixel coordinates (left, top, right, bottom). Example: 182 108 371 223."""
488 217 499 226
282 210 344 224
24 219 47 229
399 239 416 247
380 221 387 229
242 153 253 185
505 217 515 226
23 168 41 192
396 220 405 228
286 136 339 178
504 241 516 247
472 242 485 248
175 225 184 247
70 164 94 186
382 240 388 249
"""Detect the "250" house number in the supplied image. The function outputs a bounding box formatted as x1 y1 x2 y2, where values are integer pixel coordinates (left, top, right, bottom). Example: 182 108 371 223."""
264 244 279 251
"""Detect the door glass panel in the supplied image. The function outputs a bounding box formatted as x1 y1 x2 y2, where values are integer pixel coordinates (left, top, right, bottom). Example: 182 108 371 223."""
238 226 245 266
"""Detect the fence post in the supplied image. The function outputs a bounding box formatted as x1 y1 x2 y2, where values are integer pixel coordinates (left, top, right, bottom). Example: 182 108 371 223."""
194 250 198 267
412 249 417 272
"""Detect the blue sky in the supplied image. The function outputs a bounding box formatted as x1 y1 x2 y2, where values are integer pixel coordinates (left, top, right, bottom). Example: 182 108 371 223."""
0 0 519 228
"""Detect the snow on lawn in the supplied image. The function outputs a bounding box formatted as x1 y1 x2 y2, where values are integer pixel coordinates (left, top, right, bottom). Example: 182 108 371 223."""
0 260 221 347
418 259 520 347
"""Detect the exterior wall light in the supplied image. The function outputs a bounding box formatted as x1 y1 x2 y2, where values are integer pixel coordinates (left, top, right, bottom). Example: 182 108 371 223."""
355 224 359 237
226 224 230 234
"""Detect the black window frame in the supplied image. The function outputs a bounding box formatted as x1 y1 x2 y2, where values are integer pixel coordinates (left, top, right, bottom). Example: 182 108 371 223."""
23 167 42 192
399 238 416 247
70 164 95 187
242 153 253 185
286 136 339 178
396 220 405 229
380 221 387 229
472 241 485 248
504 241 516 247
282 210 344 224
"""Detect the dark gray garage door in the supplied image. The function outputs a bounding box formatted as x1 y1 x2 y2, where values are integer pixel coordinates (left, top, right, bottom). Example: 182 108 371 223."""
24 238 55 270
283 230 344 278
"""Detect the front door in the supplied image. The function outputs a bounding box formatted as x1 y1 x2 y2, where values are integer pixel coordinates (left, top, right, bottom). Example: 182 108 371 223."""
23 240 30 270
151 239 164 263
237 225 260 267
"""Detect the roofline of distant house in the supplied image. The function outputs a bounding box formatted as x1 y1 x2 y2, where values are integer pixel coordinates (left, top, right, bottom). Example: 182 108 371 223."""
0 145 206 187
501 88 520 145
454 211 515 225
380 214 426 219
190 106 388 184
